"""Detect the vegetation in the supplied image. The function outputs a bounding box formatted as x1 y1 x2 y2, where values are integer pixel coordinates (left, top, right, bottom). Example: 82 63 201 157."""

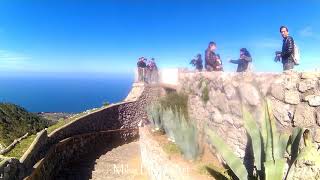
162 141 181 155
0 103 49 146
46 118 69 134
159 92 189 120
205 100 320 180
3 134 36 158
147 92 199 160
147 102 163 130
198 163 232 180
102 101 110 106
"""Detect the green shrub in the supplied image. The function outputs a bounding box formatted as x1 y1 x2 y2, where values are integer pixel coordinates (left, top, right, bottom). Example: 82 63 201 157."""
159 92 189 120
198 163 232 180
102 101 110 106
0 103 49 146
147 102 163 131
46 118 69 134
163 142 181 155
148 92 199 160
161 107 199 160
205 100 320 180
3 134 36 158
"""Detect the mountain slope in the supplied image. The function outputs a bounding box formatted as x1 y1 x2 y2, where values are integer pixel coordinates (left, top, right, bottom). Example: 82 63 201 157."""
0 103 49 146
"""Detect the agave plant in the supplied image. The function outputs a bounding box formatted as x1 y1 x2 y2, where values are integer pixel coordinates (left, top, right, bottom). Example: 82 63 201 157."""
146 102 163 131
205 99 319 180
159 105 199 160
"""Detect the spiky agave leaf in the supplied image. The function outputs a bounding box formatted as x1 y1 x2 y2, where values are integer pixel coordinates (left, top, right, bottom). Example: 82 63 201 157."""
264 159 286 180
261 100 273 162
243 106 263 171
174 109 199 160
288 127 303 164
206 127 248 180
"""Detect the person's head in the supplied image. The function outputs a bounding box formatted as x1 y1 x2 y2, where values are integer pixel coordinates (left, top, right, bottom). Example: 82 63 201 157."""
196 54 201 58
240 48 251 57
207 42 217 52
280 26 289 38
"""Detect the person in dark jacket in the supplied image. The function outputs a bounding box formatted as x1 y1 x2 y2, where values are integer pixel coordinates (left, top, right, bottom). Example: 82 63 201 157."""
137 57 147 82
229 48 252 72
276 26 295 71
190 54 203 71
205 42 223 71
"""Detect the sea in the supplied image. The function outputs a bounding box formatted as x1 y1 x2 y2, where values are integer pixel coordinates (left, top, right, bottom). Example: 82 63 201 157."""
0 73 134 113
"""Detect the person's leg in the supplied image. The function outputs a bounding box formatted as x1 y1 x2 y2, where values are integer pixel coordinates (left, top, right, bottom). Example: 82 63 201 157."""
205 65 213 72
138 68 142 82
283 61 294 71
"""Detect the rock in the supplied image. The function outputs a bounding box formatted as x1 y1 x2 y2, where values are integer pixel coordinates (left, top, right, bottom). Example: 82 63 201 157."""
301 72 319 79
4 164 10 173
304 95 320 107
223 114 234 125
229 100 242 117
298 79 317 92
209 108 223 124
293 103 316 127
314 129 320 143
238 83 260 106
224 83 237 100
283 74 299 90
270 83 285 101
270 98 294 128
284 90 300 105
210 91 230 113
316 108 320 126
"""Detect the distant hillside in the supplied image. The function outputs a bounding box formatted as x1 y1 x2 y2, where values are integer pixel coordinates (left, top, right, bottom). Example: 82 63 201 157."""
0 103 49 146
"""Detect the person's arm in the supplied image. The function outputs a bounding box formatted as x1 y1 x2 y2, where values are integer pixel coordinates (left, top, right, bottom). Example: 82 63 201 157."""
281 37 294 58
241 55 252 62
230 59 241 64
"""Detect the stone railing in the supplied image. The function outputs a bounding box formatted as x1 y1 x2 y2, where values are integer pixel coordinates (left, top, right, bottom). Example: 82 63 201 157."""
25 129 138 180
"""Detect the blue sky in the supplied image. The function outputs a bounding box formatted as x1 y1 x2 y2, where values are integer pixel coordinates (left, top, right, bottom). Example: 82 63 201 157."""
0 0 319 76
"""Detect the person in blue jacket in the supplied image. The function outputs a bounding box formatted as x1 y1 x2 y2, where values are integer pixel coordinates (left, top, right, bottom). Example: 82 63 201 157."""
229 48 252 72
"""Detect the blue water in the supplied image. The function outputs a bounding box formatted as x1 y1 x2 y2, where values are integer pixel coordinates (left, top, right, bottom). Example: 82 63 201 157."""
0 74 133 113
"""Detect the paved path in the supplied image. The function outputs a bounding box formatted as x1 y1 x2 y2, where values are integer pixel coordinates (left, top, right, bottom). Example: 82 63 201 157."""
56 141 148 180
91 141 148 180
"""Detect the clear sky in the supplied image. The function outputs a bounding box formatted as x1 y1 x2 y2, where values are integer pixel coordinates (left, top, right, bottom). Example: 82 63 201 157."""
0 0 319 76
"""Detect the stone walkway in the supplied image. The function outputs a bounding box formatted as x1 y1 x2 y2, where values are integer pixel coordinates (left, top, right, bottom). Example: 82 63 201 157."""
55 141 148 180
91 141 148 180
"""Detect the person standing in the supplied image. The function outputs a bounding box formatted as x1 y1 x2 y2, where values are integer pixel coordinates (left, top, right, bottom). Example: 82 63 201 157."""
190 54 203 71
150 58 158 83
229 48 252 72
137 57 147 82
205 42 223 71
276 26 295 71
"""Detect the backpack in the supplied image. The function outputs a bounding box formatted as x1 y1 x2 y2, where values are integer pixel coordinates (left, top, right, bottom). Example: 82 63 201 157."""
293 42 300 65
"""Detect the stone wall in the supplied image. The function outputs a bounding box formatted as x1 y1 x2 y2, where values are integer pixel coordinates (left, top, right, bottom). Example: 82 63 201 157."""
1 82 155 180
26 129 138 180
48 101 141 144
0 157 19 180
177 71 320 159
